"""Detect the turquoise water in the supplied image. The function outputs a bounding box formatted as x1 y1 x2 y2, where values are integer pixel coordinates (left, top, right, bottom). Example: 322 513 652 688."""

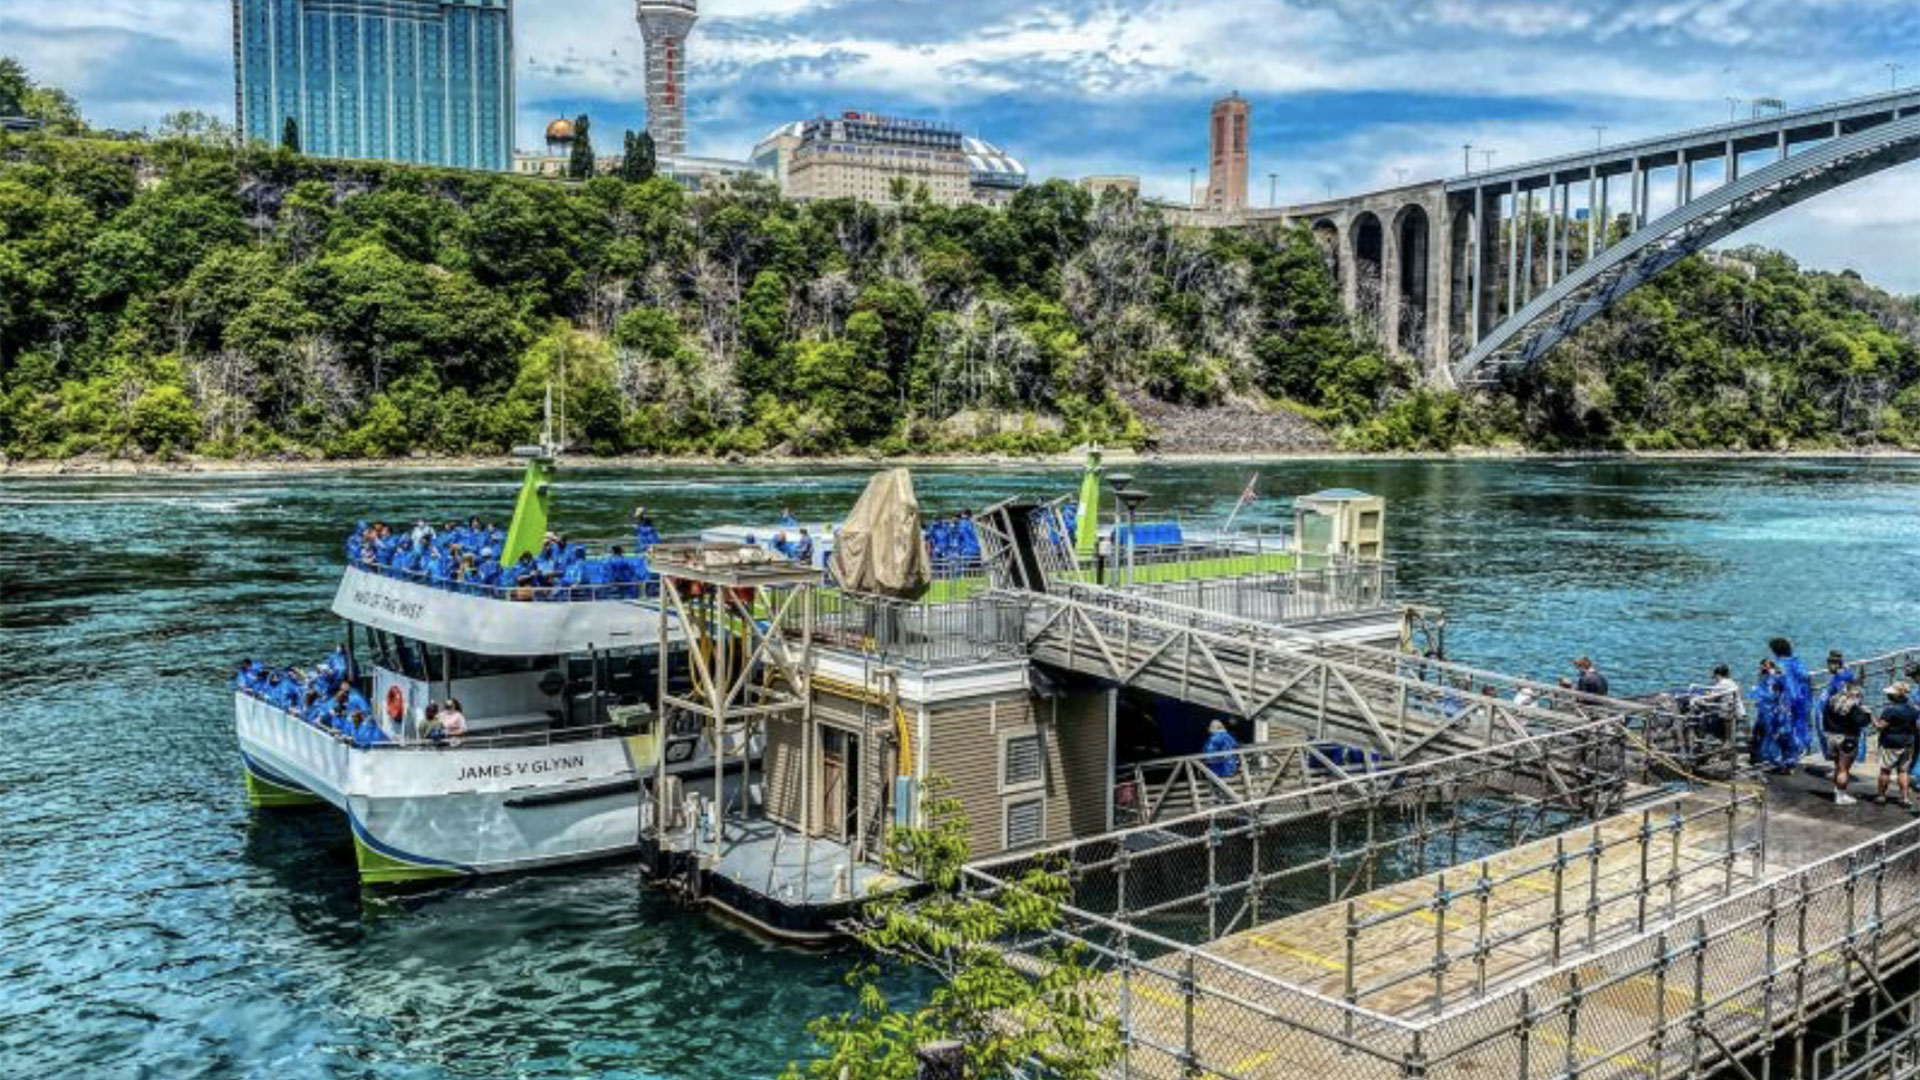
4 458 1918 1076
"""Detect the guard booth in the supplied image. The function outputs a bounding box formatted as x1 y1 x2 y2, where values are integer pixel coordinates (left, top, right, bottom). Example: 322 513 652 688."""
1292 488 1386 563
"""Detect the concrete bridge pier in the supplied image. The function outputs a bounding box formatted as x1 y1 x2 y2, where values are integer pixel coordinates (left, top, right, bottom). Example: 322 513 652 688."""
1279 181 1457 385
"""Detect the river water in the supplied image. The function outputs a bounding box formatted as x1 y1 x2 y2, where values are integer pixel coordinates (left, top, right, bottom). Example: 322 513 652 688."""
3 458 1917 1077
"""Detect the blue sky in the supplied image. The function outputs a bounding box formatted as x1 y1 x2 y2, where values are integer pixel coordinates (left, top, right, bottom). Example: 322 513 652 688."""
4 0 1918 289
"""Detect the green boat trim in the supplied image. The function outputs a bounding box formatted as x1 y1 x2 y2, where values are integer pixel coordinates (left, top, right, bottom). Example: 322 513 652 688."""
242 755 326 808
349 816 474 885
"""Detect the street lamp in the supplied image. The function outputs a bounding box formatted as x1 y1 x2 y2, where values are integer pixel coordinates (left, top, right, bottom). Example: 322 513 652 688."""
1189 167 1198 209
1462 142 1474 175
1106 473 1133 587
1269 172 1278 208
1115 487 1150 589
1887 62 1906 92
1591 125 1608 149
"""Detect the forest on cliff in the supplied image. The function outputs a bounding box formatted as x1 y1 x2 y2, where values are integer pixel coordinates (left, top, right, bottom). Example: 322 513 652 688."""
4 58 1919 460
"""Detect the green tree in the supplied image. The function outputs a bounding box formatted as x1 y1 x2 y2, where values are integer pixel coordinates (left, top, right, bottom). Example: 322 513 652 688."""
281 116 300 153
129 383 201 452
157 110 236 147
0 56 29 116
567 114 595 180
619 130 656 183
785 778 1123 1080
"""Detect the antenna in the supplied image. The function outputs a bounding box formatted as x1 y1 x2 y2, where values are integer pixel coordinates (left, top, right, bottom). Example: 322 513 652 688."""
542 383 555 455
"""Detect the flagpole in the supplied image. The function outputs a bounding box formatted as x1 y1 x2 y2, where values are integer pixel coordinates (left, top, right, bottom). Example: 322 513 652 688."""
1222 472 1259 535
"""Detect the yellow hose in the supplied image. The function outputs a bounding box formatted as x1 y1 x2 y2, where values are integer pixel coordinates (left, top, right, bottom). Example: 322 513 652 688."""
810 672 914 780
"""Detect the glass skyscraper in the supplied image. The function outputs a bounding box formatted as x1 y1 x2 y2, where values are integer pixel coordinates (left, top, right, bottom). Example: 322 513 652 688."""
232 0 514 172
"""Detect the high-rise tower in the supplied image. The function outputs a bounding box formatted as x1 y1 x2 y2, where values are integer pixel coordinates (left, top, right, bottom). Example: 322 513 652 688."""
636 0 697 157
1207 92 1250 212
231 0 515 172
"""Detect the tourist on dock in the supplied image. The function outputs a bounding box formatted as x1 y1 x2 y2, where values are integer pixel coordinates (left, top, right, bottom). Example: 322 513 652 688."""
439 699 468 746
1815 650 1858 761
1825 685 1871 805
1203 720 1241 779
795 528 815 563
1572 657 1610 697
1873 683 1920 810
779 506 798 528
1704 663 1745 743
1753 638 1814 774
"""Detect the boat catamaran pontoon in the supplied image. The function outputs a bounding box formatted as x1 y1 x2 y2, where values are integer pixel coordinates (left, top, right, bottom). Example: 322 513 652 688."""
233 450 743 884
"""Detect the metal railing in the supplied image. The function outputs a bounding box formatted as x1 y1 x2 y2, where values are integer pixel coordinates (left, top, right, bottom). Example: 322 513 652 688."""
1113 736 1390 827
803 591 1028 668
1107 563 1399 626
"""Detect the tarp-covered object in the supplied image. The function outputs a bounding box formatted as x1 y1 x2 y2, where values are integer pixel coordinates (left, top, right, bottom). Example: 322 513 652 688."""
830 469 932 599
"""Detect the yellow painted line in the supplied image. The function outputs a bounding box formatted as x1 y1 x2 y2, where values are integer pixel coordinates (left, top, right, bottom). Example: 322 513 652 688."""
1126 979 1190 1013
1534 1027 1657 1076
1244 932 1346 972
1225 1049 1278 1075
1364 896 1439 925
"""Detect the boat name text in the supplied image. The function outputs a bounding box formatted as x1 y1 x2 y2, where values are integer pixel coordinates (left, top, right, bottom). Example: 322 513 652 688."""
457 756 588 782
351 588 427 621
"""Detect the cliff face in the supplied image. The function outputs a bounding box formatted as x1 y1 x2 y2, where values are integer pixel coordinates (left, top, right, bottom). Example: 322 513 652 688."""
1497 248 1920 451
0 136 1396 460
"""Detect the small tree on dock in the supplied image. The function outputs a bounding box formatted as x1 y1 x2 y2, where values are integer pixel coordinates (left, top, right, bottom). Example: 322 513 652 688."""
784 777 1121 1080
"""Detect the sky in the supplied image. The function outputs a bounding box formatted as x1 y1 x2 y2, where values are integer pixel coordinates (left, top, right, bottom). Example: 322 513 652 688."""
2 0 1918 290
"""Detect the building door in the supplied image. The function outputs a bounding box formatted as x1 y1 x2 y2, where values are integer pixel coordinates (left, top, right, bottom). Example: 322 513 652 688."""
818 727 853 842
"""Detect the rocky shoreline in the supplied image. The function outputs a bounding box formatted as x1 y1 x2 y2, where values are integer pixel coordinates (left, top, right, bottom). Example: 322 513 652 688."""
5 445 1919 478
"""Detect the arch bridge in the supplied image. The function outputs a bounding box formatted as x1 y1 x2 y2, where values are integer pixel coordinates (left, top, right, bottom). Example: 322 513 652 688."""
1246 89 1920 386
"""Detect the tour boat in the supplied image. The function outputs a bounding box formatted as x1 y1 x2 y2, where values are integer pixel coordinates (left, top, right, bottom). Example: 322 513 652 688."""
234 451 730 885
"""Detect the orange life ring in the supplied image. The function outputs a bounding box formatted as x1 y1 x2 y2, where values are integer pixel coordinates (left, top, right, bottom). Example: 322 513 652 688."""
384 685 406 721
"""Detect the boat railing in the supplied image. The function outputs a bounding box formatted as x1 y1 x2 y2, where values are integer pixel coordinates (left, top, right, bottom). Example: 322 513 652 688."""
246 691 643 752
348 558 659 603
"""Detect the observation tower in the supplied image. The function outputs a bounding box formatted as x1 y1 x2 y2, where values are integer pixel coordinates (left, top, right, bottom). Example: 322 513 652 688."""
635 0 697 157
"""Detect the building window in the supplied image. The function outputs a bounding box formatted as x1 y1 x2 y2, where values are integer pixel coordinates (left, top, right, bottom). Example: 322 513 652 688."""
1002 729 1044 791
1005 797 1045 850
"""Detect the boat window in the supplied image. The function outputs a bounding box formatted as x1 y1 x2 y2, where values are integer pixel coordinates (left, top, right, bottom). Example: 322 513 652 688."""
366 629 399 672
451 652 563 679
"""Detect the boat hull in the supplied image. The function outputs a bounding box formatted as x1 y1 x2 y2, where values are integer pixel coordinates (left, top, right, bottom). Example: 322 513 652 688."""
236 694 672 884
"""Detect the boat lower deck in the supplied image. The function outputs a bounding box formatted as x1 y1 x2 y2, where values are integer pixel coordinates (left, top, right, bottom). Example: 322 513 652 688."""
642 771 914 940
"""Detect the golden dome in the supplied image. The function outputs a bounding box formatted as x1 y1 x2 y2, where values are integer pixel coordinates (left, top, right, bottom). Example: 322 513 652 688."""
544 118 576 142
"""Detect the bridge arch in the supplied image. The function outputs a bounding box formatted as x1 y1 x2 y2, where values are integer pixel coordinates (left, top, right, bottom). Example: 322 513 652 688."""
1350 211 1385 337
1393 204 1432 357
1454 111 1920 384
1310 217 1342 283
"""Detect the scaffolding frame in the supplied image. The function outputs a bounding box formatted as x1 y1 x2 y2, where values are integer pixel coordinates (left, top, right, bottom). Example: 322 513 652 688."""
649 544 817 864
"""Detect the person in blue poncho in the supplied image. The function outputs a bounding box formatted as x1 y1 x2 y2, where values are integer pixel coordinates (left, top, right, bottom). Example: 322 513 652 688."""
633 509 661 551
353 711 393 745
1752 637 1813 772
1202 719 1240 778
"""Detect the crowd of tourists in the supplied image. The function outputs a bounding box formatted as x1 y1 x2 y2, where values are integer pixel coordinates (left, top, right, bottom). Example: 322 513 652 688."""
1627 638 1920 811
233 649 391 749
234 650 473 749
345 517 654 600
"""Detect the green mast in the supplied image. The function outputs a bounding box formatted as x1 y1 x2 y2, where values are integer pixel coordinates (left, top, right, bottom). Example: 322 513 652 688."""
1074 444 1103 558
